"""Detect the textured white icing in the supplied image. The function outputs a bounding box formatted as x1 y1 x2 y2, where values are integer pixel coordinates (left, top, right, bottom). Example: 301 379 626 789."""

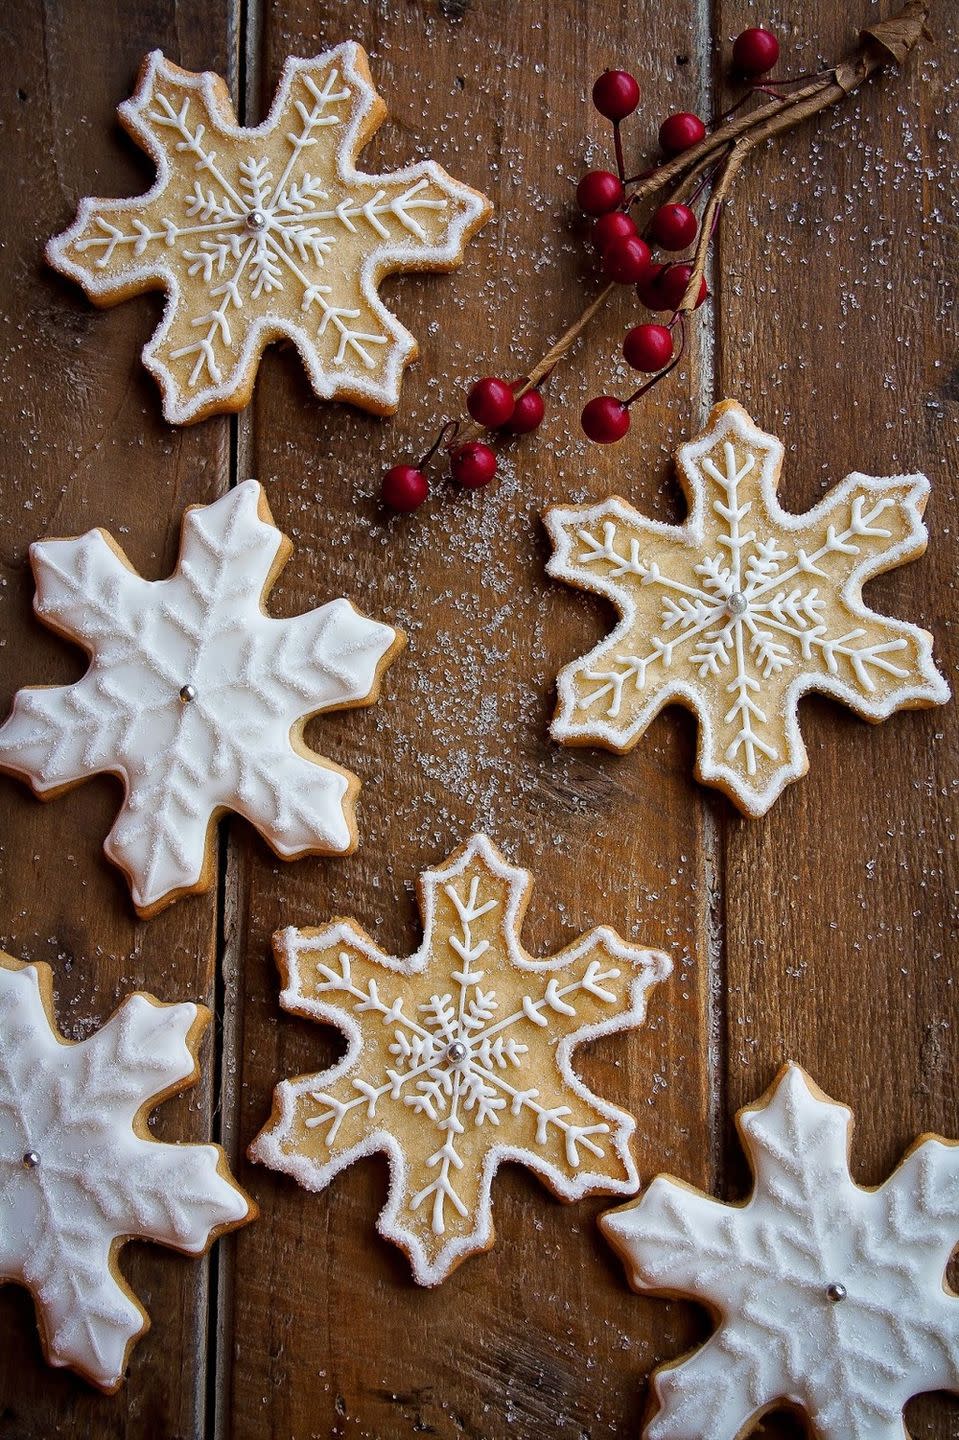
0 480 400 912
45 43 491 421
0 959 251 1390
602 1064 959 1439
250 834 672 1285
546 402 949 816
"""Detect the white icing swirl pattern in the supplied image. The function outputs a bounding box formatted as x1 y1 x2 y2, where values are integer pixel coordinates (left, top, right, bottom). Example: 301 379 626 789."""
0 480 402 914
0 956 253 1391
250 834 672 1285
602 1064 959 1440
546 400 949 816
45 44 491 422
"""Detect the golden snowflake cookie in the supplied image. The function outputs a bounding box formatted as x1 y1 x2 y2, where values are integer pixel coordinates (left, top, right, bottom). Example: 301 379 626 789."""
250 835 672 1285
545 399 949 815
46 43 491 422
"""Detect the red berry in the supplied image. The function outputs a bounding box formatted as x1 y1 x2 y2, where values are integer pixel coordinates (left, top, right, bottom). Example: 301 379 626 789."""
582 396 630 444
592 69 641 120
637 262 669 310
732 26 780 76
466 376 515 428
382 464 428 513
506 388 545 435
658 111 707 155
451 442 497 488
623 323 674 372
659 263 709 310
651 202 698 251
592 210 637 252
576 169 625 215
603 234 651 285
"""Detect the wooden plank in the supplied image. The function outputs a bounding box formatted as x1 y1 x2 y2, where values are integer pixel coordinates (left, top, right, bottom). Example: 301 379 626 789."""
223 2 719 1436
0 2 234 1435
712 5 959 1438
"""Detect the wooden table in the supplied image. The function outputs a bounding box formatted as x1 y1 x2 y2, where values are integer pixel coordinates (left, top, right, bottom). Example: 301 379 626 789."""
1 1 955 1436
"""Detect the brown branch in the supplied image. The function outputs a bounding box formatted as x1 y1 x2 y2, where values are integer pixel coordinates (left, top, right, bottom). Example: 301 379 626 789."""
424 0 929 461
678 141 749 313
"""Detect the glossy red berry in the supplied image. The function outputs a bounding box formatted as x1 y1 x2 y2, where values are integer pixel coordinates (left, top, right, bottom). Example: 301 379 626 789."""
466 376 515 428
381 464 428 513
623 323 674 372
576 169 625 215
603 234 651 285
637 262 669 310
582 396 630 444
651 202 698 251
505 388 545 435
732 26 780 76
592 210 637 252
451 442 498 488
659 263 709 310
592 69 641 120
658 111 707 156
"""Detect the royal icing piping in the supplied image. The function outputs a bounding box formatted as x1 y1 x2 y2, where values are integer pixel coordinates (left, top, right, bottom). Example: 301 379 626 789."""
250 834 672 1285
601 1064 959 1440
0 956 253 1391
46 44 491 422
546 400 949 815
0 480 402 914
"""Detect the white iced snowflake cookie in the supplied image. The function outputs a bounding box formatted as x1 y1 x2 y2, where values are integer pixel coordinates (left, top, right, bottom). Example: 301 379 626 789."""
0 480 404 916
545 399 949 816
250 834 672 1285
0 953 255 1392
601 1063 959 1440
46 43 491 423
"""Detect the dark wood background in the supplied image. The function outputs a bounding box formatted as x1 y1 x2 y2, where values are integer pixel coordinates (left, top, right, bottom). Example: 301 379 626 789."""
0 1 955 1436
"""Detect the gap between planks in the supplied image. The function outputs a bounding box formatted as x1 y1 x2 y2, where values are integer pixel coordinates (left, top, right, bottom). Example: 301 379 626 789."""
700 0 729 1200
201 1 727 1434
207 0 263 1435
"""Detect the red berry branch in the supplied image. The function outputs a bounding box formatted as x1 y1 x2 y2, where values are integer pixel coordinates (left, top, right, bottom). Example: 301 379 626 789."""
381 2 929 509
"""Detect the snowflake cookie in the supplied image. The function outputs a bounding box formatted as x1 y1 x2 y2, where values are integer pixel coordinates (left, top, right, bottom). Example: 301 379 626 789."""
0 953 255 1391
46 44 491 423
249 834 672 1285
0 480 404 916
545 400 949 815
601 1063 959 1440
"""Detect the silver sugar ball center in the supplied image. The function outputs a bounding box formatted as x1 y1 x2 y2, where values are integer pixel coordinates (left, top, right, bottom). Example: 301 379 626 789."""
826 1282 847 1303
247 210 266 231
446 1041 468 1065
727 590 748 617
179 683 197 704
22 1150 40 1169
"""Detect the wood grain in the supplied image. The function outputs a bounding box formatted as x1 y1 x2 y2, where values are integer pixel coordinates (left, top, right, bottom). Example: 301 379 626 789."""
0 1 955 1438
712 4 959 1436
0 2 233 1436
224 2 716 1436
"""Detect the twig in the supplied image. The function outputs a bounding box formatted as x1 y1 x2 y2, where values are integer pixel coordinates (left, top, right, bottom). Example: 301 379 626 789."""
418 1 929 461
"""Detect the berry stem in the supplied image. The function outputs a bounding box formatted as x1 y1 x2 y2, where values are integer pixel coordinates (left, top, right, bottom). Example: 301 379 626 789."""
417 419 461 469
613 120 627 183
712 89 762 126
624 314 688 403
395 0 927 475
450 283 616 449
